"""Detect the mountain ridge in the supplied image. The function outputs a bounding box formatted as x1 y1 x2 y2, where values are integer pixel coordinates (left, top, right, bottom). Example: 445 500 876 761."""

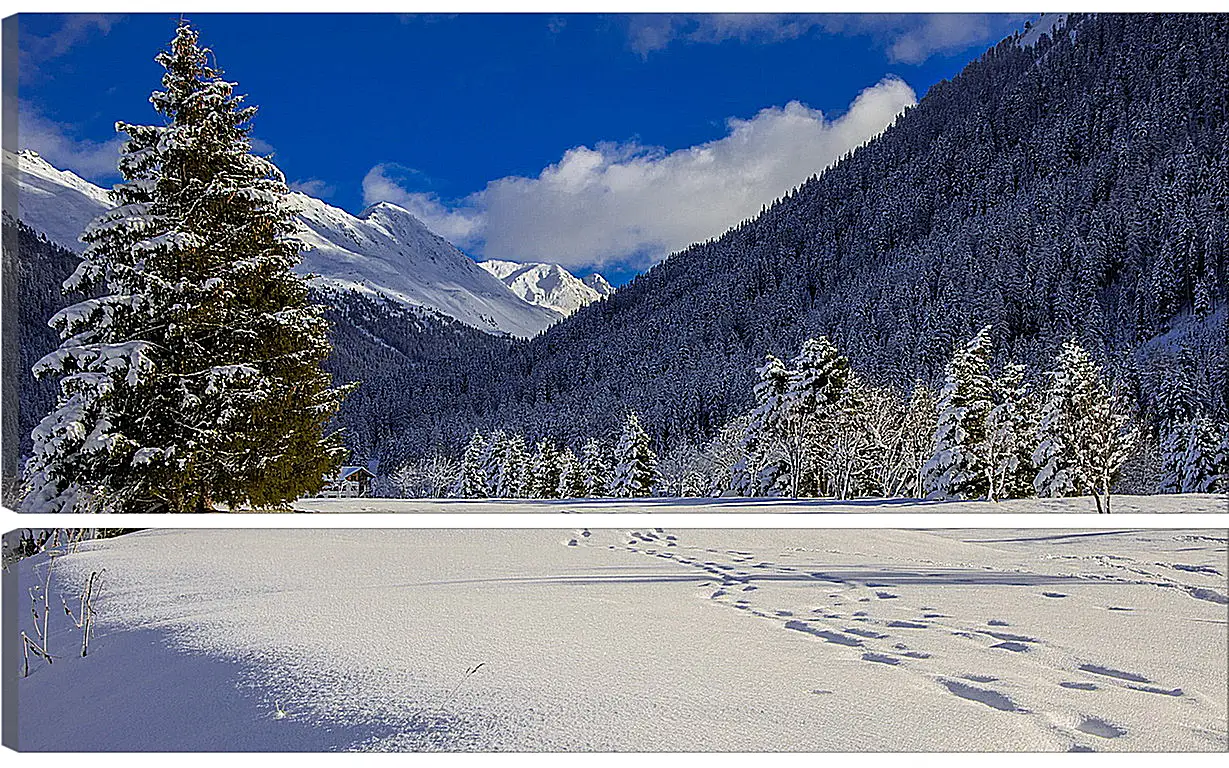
6 149 561 339
478 259 611 318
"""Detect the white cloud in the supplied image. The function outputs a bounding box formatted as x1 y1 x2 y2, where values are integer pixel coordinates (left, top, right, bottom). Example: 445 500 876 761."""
19 14 119 77
249 136 277 155
884 14 1018 65
626 13 1028 64
19 105 124 181
289 178 337 198
361 165 482 246
363 76 916 271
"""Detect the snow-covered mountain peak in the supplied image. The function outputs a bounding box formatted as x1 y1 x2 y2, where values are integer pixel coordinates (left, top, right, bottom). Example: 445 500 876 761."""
6 149 113 253
9 152 558 338
479 259 611 318
583 273 614 297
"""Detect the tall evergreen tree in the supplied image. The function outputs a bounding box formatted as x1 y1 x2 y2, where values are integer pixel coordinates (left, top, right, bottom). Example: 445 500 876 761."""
529 438 562 499
556 447 586 498
983 363 1038 501
580 438 611 497
610 412 660 498
456 431 487 498
495 433 529 498
733 354 789 495
1033 340 1136 512
480 429 507 496
22 22 348 513
782 337 851 496
923 326 995 500
1159 417 1225 493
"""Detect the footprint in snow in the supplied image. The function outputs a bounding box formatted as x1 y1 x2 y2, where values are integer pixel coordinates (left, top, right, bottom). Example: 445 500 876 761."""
939 679 1025 713
1078 663 1150 683
1076 716 1126 739
1128 685 1184 697
1059 681 1098 691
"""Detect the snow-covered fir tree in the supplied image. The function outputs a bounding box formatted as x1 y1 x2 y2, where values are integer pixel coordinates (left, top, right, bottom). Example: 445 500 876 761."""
580 438 611 497
529 439 562 499
1215 425 1229 492
610 412 659 498
456 431 487 498
983 363 1038 501
495 433 529 498
733 355 790 495
22 22 348 513
556 448 586 498
480 430 508 496
922 326 995 500
1032 340 1137 512
1159 417 1226 493
781 337 851 496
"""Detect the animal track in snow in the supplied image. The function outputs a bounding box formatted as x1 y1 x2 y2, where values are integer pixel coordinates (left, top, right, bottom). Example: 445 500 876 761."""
1076 716 1126 739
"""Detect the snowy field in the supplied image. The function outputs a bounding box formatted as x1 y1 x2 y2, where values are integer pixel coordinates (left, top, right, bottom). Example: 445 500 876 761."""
9 527 1227 752
291 492 1229 514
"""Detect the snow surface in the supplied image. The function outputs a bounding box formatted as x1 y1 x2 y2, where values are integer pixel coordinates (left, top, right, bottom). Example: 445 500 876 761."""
478 259 609 317
11 528 1227 751
290 493 1229 515
7 151 558 338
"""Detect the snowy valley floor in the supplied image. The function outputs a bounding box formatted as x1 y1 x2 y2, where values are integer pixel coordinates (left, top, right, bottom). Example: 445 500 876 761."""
290 493 1229 514
7 528 1228 752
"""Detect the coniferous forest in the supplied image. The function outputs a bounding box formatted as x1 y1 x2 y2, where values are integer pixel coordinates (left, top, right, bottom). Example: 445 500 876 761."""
349 13 1229 501
6 13 1228 508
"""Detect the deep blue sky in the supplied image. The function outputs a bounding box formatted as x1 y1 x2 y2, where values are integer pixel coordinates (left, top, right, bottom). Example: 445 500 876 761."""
19 13 1032 282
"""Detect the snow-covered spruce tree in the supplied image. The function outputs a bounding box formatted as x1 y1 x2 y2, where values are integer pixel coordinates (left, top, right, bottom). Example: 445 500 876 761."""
1159 417 1224 493
610 412 660 498
733 354 790 496
529 439 562 499
983 363 1038 501
580 438 611 497
1215 424 1229 492
22 22 348 513
480 429 510 496
455 431 487 498
781 337 850 496
922 326 995 500
491 433 528 498
1032 341 1137 513
556 448 586 498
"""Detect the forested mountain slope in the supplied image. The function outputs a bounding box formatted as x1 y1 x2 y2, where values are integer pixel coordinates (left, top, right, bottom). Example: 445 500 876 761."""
372 13 1226 467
